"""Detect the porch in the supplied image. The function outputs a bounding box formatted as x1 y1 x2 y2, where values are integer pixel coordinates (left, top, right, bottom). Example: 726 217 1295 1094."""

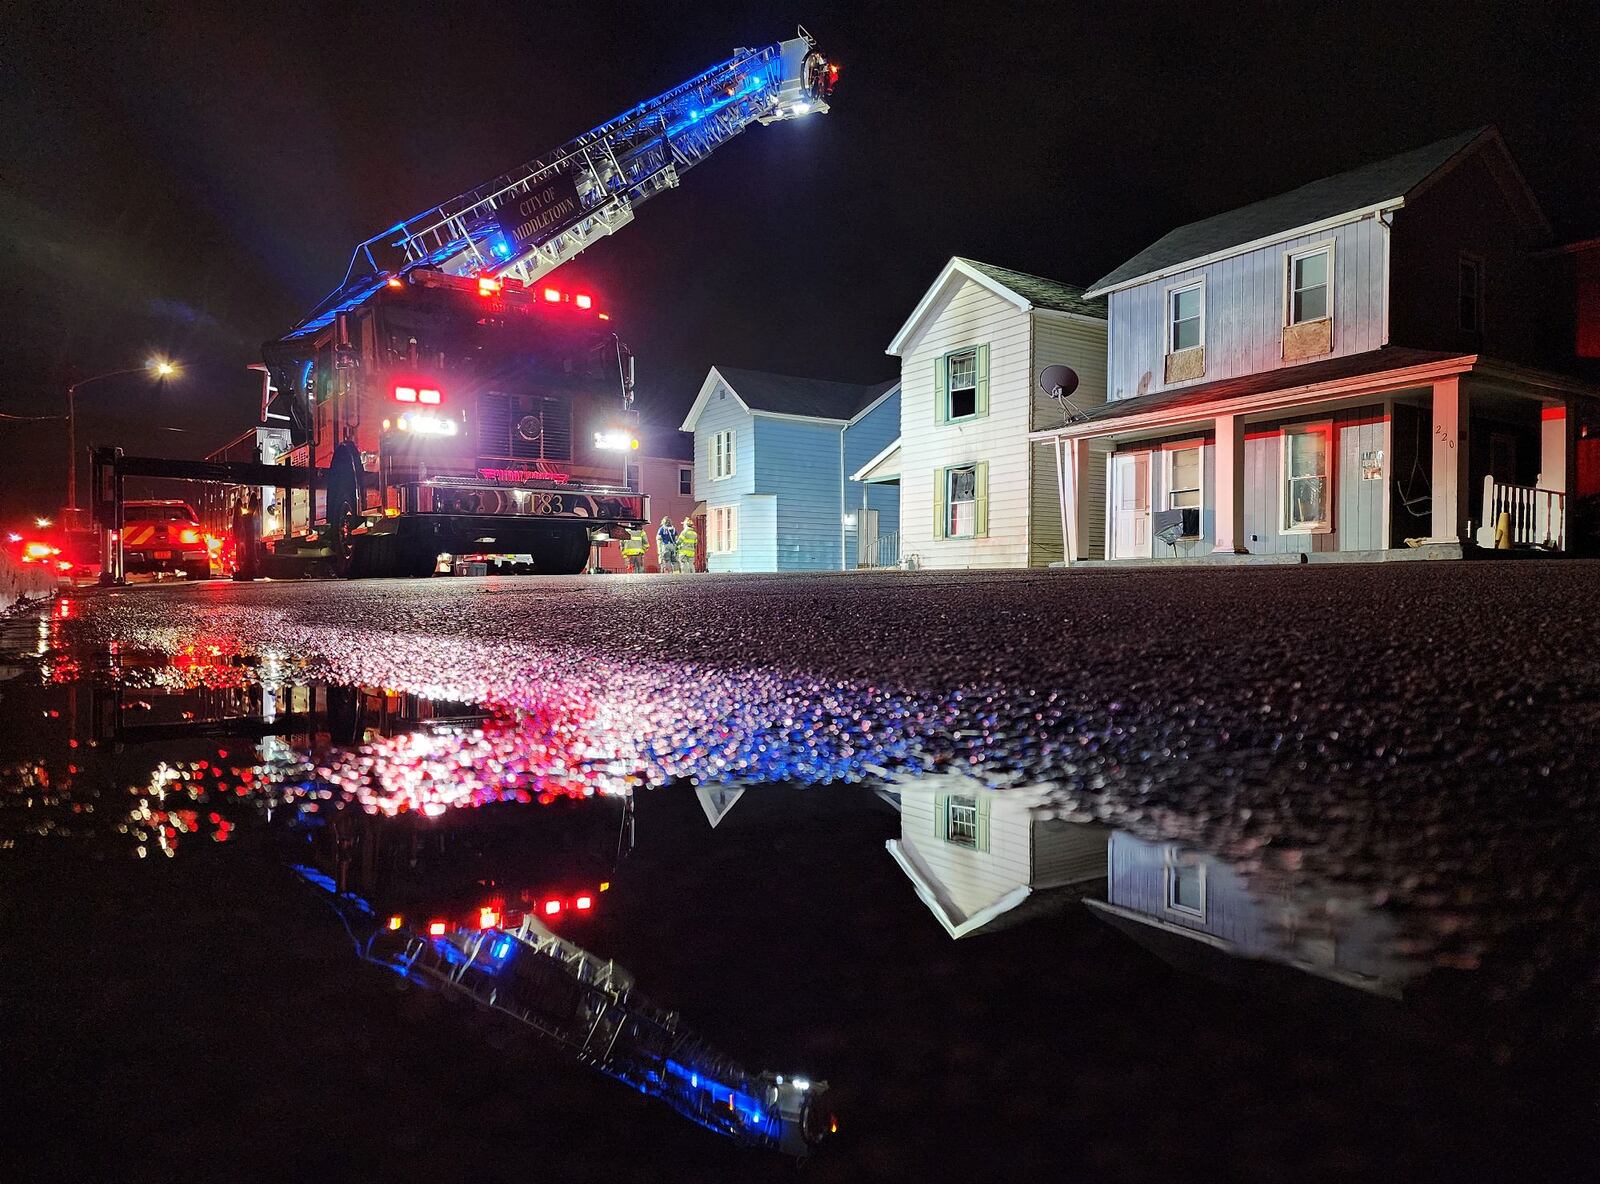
1034 350 1600 564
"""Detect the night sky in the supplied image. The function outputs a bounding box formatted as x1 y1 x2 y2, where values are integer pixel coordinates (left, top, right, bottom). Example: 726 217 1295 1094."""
2 1 1596 522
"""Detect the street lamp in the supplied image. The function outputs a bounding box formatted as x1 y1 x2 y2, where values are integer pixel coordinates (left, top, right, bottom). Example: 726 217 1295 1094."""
64 358 179 522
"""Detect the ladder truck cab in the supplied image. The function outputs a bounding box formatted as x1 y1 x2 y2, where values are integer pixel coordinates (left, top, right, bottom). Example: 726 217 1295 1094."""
253 27 837 579
262 273 640 577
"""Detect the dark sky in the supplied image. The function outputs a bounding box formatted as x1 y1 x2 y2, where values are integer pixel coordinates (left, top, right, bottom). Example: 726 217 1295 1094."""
2 1 1596 522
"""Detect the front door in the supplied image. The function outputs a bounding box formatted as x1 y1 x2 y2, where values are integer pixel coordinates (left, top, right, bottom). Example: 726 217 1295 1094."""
1111 451 1152 559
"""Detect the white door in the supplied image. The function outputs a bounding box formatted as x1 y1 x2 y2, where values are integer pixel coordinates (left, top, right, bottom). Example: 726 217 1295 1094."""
1111 452 1152 559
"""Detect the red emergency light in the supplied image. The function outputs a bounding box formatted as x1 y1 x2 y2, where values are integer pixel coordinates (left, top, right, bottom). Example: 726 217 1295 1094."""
575 294 592 309
428 920 447 936
478 276 501 296
478 907 500 930
418 388 441 405
542 287 561 303
575 895 593 911
543 899 562 916
394 384 444 405
394 386 417 402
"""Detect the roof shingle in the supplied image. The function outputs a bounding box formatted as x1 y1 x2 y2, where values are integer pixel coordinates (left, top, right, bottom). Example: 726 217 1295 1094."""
1086 128 1490 295
955 258 1107 319
714 367 897 421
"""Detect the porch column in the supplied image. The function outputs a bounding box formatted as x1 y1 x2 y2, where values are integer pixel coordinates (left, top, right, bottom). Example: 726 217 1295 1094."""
1057 435 1090 563
1212 412 1247 553
1430 377 1468 542
1540 402 1568 492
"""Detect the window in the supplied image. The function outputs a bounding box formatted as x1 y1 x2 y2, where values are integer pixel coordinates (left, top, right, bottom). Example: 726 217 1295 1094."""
947 465 978 538
710 429 736 481
1459 256 1482 332
1288 247 1330 324
946 796 978 847
1168 283 1203 353
943 348 982 421
678 465 693 496
1167 445 1201 511
1165 856 1206 917
708 505 737 554
1283 422 1332 532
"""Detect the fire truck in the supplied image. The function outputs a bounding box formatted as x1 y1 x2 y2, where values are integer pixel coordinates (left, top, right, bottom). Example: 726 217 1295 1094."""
239 29 837 578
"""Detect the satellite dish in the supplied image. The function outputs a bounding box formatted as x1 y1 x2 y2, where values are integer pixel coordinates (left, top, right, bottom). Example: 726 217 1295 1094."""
516 415 543 442
1038 365 1080 399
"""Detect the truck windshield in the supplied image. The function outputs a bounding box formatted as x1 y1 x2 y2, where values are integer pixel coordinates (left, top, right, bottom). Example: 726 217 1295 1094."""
126 505 198 523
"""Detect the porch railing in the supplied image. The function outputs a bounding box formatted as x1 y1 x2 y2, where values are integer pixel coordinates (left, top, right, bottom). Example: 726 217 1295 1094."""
860 530 901 569
1479 476 1566 551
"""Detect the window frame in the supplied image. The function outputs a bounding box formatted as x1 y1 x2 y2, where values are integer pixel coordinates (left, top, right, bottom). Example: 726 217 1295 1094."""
707 504 738 554
1164 442 1204 516
1165 279 1205 356
1284 241 1335 327
1164 854 1207 918
1458 253 1484 333
945 795 978 848
678 465 693 496
944 347 980 423
1281 420 1335 534
946 463 979 539
709 429 736 481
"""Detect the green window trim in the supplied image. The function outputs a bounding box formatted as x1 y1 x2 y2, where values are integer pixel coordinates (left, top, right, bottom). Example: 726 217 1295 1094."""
934 461 989 540
935 343 990 425
933 791 991 852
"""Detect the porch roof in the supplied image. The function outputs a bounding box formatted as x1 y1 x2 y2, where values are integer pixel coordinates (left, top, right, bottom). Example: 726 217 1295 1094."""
1049 348 1472 438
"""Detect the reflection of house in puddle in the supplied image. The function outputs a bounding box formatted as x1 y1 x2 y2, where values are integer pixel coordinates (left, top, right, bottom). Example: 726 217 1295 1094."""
1087 831 1416 999
886 774 1109 938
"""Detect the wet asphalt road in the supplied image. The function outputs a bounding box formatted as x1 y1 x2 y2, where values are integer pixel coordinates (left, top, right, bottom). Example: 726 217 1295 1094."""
6 561 1600 1181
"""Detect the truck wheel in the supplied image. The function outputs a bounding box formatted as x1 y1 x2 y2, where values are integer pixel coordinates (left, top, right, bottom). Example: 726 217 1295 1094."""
531 528 589 575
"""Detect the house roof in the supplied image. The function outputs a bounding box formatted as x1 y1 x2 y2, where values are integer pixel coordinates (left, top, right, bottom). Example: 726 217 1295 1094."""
887 256 1105 356
850 438 901 484
1069 347 1471 427
1086 128 1523 296
679 365 897 431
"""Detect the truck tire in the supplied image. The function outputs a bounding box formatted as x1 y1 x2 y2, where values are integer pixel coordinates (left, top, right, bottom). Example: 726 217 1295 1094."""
530 528 590 575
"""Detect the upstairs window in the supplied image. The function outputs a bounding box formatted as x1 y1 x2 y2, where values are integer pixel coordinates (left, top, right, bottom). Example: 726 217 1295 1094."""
947 349 978 419
1459 256 1483 332
1168 283 1203 352
678 465 693 496
1165 854 1206 917
710 429 736 480
1283 422 1333 533
1289 247 1331 324
946 796 978 846
1168 445 1202 510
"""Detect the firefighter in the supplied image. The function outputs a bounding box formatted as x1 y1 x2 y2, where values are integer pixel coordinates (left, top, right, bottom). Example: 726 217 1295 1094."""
621 524 648 573
677 517 697 573
656 516 679 572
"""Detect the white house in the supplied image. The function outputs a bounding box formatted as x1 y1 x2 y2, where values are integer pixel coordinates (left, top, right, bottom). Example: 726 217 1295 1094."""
886 773 1108 939
878 257 1109 569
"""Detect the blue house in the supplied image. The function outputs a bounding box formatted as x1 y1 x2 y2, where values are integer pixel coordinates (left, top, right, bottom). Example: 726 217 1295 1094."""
680 366 901 572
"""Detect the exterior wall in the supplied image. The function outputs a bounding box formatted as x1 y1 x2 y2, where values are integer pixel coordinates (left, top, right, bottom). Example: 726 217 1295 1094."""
1107 216 1390 402
1241 405 1387 554
1389 148 1563 367
843 390 902 567
593 453 695 573
898 279 1035 569
1105 831 1407 989
1149 438 1218 558
729 493 777 572
899 785 1033 922
1031 312 1110 564
754 416 846 571
694 383 757 572
1030 820 1110 889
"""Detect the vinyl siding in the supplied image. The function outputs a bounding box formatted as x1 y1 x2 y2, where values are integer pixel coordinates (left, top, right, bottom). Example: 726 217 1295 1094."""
899 785 1034 922
1107 216 1390 401
1030 820 1110 888
754 416 845 571
694 386 760 572
897 279 1034 569
732 493 777 572
1030 312 1109 429
842 390 902 567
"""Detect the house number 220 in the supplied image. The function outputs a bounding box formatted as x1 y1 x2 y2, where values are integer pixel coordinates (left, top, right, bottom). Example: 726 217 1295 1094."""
1434 425 1456 450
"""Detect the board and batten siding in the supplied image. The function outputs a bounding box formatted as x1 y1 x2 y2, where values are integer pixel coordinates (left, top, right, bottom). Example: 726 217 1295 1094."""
1241 405 1387 554
753 415 845 571
693 383 758 572
897 280 1035 569
1106 215 1390 402
899 785 1034 922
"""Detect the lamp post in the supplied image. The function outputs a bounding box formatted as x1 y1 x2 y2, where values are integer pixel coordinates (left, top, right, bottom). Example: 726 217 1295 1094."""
64 360 177 525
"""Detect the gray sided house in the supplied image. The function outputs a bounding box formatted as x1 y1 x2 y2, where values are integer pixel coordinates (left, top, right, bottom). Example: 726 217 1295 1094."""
680 366 900 572
1043 127 1600 564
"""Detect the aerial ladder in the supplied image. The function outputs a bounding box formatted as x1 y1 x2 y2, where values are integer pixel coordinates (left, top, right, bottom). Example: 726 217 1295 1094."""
291 27 838 340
